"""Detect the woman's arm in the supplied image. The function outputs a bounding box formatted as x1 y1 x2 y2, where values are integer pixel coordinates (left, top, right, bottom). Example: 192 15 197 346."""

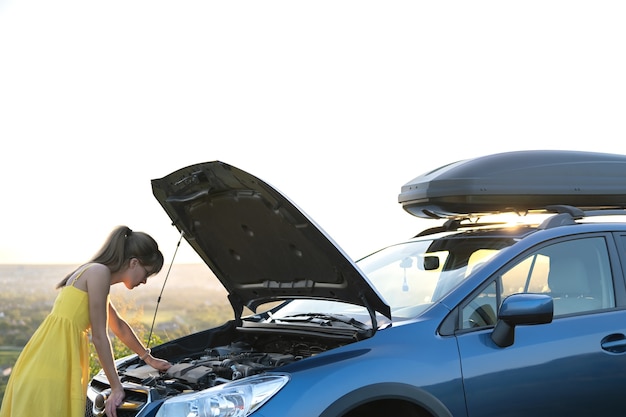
85 264 124 417
107 302 171 371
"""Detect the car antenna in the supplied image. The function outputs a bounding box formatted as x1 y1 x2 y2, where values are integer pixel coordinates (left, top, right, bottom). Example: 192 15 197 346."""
146 230 185 348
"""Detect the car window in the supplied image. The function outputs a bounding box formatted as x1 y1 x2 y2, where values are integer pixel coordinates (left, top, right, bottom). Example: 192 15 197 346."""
461 236 616 330
502 237 615 316
461 280 498 329
357 238 515 320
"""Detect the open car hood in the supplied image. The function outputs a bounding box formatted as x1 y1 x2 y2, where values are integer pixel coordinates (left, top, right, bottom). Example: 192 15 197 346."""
152 161 391 321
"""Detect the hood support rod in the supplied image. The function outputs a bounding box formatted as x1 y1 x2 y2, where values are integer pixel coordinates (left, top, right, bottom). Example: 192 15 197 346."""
146 230 185 348
359 292 378 336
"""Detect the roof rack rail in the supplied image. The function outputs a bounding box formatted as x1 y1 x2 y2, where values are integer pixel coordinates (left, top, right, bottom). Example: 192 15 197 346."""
538 213 578 229
545 205 585 218
583 209 626 217
414 219 464 237
413 205 626 236
539 205 626 229
414 218 508 237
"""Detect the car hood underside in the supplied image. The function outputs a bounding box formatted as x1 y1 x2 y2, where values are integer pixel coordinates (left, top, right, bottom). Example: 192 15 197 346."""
151 161 391 321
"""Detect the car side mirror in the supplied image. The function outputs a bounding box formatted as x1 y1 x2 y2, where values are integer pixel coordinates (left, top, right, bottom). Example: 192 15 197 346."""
491 293 553 348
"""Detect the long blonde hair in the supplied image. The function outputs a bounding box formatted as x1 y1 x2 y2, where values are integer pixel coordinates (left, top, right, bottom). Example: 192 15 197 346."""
57 225 164 288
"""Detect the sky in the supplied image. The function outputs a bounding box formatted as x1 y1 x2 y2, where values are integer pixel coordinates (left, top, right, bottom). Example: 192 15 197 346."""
1 1 625 265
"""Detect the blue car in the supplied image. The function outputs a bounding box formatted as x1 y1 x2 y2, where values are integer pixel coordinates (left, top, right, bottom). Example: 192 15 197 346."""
86 150 626 417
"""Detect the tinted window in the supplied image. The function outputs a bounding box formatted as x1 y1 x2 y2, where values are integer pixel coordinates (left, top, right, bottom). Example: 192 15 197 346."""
502 237 615 316
462 236 615 330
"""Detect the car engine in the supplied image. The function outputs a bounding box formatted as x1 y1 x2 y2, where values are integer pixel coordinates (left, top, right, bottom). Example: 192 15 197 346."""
121 338 330 393
85 327 352 417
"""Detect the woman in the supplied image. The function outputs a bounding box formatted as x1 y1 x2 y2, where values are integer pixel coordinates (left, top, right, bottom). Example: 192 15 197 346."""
0 226 172 417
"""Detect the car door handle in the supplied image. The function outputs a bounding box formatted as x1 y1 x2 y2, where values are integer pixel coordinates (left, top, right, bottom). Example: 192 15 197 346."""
601 334 626 353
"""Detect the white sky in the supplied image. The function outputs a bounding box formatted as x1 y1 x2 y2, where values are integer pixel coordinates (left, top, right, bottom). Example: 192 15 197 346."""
1 1 625 265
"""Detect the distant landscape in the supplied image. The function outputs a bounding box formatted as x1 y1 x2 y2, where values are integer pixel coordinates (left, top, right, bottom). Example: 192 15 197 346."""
0 263 235 406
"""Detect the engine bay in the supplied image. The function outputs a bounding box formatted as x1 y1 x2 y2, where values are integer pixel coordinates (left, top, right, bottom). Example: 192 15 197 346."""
86 318 369 416
115 328 351 399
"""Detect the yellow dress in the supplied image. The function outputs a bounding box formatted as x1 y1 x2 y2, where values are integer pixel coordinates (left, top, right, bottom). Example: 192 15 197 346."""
0 268 92 417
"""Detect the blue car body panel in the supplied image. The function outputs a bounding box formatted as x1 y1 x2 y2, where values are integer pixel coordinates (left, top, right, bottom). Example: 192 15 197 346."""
253 316 466 417
459 310 626 416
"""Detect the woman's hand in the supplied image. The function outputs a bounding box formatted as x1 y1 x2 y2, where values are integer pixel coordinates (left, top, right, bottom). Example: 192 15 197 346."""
146 354 172 372
106 386 125 417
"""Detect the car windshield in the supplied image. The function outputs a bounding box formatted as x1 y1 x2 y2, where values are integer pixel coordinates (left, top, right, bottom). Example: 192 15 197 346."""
268 234 519 325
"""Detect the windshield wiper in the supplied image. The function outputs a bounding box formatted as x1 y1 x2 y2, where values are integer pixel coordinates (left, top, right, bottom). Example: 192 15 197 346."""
278 313 370 330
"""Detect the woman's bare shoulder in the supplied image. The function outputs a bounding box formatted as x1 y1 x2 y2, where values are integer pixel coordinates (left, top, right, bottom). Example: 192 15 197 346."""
84 263 110 275
74 263 111 291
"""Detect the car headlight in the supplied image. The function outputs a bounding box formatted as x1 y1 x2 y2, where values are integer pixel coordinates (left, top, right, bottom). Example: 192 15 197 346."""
155 373 290 417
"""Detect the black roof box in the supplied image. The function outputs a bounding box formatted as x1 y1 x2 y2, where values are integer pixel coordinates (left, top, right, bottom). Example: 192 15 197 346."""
398 150 626 219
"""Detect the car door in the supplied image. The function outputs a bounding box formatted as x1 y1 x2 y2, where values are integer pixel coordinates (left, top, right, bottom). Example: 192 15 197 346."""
455 235 626 417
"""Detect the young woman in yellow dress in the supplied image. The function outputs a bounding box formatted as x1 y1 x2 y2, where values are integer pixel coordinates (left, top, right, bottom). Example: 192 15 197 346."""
0 226 172 417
